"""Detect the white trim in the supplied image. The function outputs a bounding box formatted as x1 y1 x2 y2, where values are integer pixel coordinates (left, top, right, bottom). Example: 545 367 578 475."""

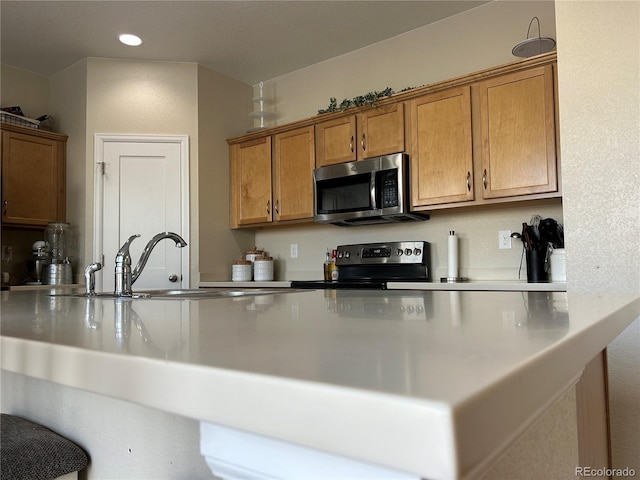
93 134 190 291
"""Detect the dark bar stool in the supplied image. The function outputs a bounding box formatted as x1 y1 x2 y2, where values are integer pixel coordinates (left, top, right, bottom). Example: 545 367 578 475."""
1 414 88 480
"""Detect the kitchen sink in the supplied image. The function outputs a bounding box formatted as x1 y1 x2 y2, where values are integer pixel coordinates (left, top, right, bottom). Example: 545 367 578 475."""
51 288 295 299
137 288 291 299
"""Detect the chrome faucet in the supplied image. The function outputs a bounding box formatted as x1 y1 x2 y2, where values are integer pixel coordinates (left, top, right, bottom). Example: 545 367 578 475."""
84 262 102 296
114 232 187 296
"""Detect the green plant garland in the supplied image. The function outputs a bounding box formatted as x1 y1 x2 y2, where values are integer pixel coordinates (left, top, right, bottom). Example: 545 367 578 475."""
317 86 416 114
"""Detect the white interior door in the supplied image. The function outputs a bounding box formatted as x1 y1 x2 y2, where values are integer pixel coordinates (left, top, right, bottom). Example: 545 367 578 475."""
94 135 189 292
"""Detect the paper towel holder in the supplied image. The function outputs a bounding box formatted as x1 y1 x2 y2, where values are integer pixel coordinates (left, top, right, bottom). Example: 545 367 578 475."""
441 230 469 283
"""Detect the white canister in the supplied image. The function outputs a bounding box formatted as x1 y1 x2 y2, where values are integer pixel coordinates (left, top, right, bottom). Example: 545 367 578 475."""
245 247 266 279
232 259 252 282
550 248 566 282
253 255 274 281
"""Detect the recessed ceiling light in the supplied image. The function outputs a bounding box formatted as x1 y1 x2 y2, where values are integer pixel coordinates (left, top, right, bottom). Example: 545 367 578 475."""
119 34 143 47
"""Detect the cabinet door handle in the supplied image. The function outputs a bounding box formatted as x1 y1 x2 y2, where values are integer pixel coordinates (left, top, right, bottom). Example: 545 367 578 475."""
466 172 471 192
3 200 7 216
349 136 354 153
168 274 179 283
361 133 366 151
266 200 271 215
483 169 488 190
275 199 280 215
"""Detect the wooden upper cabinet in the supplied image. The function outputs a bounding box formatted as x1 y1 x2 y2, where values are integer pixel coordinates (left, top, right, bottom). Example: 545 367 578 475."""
478 64 557 199
230 136 272 227
410 86 474 207
357 103 404 159
315 115 356 167
315 103 405 167
273 126 315 222
1 124 67 227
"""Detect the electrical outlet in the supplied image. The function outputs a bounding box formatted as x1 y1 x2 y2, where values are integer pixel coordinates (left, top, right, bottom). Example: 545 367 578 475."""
498 230 512 249
2 245 13 262
290 244 298 258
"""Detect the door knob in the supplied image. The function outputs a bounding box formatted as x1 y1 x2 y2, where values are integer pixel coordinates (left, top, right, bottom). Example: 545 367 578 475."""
168 274 179 282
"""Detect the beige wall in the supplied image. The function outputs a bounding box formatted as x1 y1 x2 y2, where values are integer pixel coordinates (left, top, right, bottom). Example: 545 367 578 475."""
197 64 255 281
555 1 640 475
49 60 88 279
0 64 49 118
265 0 556 125
84 58 200 285
254 0 562 282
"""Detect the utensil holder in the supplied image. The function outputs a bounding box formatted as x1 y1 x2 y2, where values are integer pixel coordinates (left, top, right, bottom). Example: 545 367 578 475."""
525 249 547 283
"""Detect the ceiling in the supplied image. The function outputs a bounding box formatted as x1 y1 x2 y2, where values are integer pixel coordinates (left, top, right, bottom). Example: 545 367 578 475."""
1 1 490 85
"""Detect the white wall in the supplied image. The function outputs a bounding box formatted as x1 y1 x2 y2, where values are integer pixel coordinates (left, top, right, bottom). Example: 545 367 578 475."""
1 371 214 479
555 1 640 474
254 0 561 282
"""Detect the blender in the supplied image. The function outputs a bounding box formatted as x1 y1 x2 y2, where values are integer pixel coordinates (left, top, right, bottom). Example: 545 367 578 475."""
42 222 73 285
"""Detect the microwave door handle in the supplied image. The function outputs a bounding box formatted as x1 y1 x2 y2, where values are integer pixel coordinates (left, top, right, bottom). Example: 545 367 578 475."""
370 175 377 209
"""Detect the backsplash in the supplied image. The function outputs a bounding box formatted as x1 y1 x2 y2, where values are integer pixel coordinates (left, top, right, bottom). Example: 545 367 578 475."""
255 202 564 282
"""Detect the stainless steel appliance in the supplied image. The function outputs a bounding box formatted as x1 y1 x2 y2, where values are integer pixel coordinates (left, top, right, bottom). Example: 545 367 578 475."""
313 153 429 226
42 222 73 285
291 241 431 290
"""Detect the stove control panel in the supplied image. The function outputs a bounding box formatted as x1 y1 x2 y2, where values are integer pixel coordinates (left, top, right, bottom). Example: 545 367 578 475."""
336 241 429 266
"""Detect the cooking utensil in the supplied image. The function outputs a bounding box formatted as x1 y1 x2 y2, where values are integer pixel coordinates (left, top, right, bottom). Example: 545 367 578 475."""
522 223 533 250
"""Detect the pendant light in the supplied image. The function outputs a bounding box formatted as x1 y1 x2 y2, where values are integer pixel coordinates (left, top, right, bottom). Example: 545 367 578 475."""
512 17 556 58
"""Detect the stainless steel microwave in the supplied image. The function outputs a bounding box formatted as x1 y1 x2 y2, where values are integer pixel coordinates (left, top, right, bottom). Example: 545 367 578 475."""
313 153 430 226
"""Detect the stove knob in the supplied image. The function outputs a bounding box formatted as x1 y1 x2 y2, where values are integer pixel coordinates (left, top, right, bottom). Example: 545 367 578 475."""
344 252 350 258
405 248 412 256
397 249 403 256
414 248 422 256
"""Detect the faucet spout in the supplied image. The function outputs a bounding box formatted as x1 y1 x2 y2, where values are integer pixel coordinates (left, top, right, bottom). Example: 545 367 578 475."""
114 232 187 296
131 232 188 284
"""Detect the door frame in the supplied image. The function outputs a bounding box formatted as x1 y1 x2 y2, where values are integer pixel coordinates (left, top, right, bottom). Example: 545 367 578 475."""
93 134 190 291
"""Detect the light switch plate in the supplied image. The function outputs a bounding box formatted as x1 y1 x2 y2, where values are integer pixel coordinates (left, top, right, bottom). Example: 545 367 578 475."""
290 244 298 258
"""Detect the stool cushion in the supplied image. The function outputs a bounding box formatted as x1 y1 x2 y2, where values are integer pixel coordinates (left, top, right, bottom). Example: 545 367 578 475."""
1 414 88 480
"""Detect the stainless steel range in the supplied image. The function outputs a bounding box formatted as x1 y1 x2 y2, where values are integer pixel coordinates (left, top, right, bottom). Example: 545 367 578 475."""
292 241 431 289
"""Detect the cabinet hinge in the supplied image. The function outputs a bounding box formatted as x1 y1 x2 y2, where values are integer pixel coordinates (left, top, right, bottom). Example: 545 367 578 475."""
96 162 106 175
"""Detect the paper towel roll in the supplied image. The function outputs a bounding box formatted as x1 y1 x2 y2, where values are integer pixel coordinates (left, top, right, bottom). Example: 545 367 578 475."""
447 231 458 279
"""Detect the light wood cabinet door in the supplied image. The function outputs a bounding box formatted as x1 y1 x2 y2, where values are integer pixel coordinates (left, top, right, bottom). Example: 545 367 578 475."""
478 65 557 199
230 136 272 227
314 115 357 167
1 125 67 227
315 103 405 166
273 126 315 222
410 86 474 207
357 103 404 160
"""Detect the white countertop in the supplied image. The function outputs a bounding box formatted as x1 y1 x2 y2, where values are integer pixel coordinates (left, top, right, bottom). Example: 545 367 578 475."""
1 288 637 479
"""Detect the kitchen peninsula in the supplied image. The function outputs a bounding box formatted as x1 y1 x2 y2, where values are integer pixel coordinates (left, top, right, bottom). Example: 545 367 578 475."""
1 287 638 479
